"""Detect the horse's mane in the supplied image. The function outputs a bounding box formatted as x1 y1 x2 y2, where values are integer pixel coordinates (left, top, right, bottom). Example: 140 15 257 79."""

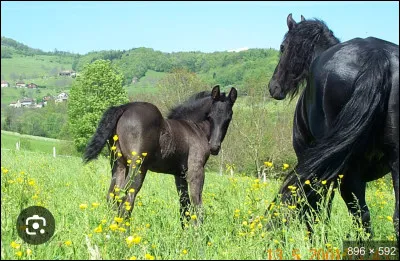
280 19 340 99
167 91 227 121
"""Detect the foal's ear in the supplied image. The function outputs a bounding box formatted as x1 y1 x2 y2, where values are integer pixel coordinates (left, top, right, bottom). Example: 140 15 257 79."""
211 85 220 101
287 13 297 31
228 87 237 104
301 15 306 22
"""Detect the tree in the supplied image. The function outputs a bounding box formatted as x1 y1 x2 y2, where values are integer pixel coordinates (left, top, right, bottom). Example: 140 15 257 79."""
68 59 129 153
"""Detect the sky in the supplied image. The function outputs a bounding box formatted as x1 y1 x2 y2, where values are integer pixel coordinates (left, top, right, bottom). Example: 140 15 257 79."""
1 1 399 54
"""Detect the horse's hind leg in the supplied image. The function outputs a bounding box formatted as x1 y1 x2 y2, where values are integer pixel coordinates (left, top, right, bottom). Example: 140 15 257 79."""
118 166 148 218
174 175 190 228
107 158 128 205
388 155 399 242
339 175 372 240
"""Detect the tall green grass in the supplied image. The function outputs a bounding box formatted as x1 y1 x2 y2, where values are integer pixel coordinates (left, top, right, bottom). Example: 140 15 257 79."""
1 150 396 260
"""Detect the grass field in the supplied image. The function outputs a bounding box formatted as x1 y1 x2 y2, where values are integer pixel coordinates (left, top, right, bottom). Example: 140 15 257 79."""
1 143 396 260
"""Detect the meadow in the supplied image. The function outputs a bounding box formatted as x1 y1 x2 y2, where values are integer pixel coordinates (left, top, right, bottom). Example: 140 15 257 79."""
1 143 396 260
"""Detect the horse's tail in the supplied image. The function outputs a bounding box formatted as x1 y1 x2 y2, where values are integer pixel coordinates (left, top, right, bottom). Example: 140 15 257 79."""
83 103 130 163
296 49 391 183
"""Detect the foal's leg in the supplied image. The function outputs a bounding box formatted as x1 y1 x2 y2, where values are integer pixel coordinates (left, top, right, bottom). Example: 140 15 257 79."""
187 163 205 226
174 175 190 228
118 166 148 218
339 176 372 240
107 158 128 205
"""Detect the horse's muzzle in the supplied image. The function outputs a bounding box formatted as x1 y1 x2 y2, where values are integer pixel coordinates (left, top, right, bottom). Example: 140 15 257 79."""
268 80 286 100
210 145 221 155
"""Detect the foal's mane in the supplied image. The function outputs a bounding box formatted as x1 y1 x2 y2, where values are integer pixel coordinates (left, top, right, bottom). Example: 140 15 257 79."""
167 91 227 121
280 18 340 99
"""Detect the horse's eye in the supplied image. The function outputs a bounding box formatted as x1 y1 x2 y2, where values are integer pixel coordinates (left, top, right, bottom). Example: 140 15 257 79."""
280 44 285 53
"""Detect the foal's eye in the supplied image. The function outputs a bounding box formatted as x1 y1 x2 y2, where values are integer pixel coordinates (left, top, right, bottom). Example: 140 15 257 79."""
280 44 285 53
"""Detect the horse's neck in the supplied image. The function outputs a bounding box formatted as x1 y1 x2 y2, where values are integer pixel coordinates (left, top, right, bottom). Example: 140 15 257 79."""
195 120 211 138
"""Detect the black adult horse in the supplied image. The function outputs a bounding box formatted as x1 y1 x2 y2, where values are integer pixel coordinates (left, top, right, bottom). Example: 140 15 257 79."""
268 14 399 241
84 85 237 226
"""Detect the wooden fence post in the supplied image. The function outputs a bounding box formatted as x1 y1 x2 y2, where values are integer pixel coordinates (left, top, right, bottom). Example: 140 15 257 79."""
53 147 56 158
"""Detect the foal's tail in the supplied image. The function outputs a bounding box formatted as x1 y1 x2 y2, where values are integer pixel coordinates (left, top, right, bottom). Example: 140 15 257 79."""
296 49 391 184
83 104 130 163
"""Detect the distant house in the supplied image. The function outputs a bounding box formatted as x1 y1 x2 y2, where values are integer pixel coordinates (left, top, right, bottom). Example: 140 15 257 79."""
20 98 34 107
55 92 69 103
27 83 38 89
15 81 26 88
59 70 75 76
9 101 20 108
1 80 9 88
36 102 45 108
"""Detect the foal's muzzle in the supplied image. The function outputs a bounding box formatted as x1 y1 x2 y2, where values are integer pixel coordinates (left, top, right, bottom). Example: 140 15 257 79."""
210 144 221 155
268 80 286 100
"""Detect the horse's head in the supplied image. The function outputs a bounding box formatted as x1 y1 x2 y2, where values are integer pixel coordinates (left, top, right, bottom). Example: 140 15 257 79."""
208 85 237 155
269 13 339 100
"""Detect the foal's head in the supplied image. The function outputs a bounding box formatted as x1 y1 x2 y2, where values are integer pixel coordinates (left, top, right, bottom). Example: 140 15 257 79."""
208 85 237 155
268 14 339 100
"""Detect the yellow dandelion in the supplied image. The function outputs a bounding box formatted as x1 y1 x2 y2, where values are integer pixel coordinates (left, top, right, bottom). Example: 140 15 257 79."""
145 253 155 260
273 239 279 244
118 227 126 232
182 249 188 255
117 152 122 157
26 249 32 256
101 219 107 224
129 188 135 193
15 251 23 257
129 256 137 260
321 180 327 185
114 217 124 223
283 163 289 170
282 218 287 223
288 205 296 210
115 187 120 193
92 202 100 208
135 159 141 164
242 221 248 226
305 180 311 185
264 161 273 167
125 206 131 211
325 243 332 248
113 135 118 141
125 221 130 227
191 214 197 220
146 223 151 228
127 159 132 165
207 242 212 246
94 225 103 233
28 180 35 186
109 224 118 231
109 192 115 198
387 216 393 222
65 240 72 246
11 241 21 249
131 151 137 156
111 146 117 151
338 174 344 179
185 211 190 216
79 204 88 210
142 152 148 157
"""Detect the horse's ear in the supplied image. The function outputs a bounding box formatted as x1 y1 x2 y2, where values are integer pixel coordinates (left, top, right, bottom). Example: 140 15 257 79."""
301 15 305 22
228 87 237 104
287 13 297 31
211 85 220 101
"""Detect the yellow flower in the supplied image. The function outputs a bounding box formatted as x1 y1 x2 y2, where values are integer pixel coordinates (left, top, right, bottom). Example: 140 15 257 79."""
113 135 118 141
338 174 344 179
28 180 35 186
26 249 32 256
131 151 137 156
387 216 393 222
2 168 9 174
264 161 273 167
321 180 327 185
273 239 279 244
111 146 117 151
65 240 72 246
288 205 296 210
125 222 130 227
129 256 137 260
114 217 124 223
129 188 135 193
115 187 120 193
305 180 311 185
79 204 88 210
145 253 155 260
207 242 212 246
136 159 141 164
92 202 100 208
109 193 115 198
117 152 122 157
185 211 190 216
282 218 287 223
94 225 103 233
127 159 132 165
15 251 23 257
101 219 107 224
146 223 151 228
142 152 148 157
182 249 188 255
109 224 118 231
282 163 289 170
11 241 21 249
125 206 131 211
191 214 197 220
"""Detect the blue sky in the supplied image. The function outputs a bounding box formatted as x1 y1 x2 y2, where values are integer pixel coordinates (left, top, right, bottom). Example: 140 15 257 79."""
1 1 398 54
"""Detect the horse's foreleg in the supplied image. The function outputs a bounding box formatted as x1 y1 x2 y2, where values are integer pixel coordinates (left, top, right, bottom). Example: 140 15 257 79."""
187 165 205 226
174 175 190 228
